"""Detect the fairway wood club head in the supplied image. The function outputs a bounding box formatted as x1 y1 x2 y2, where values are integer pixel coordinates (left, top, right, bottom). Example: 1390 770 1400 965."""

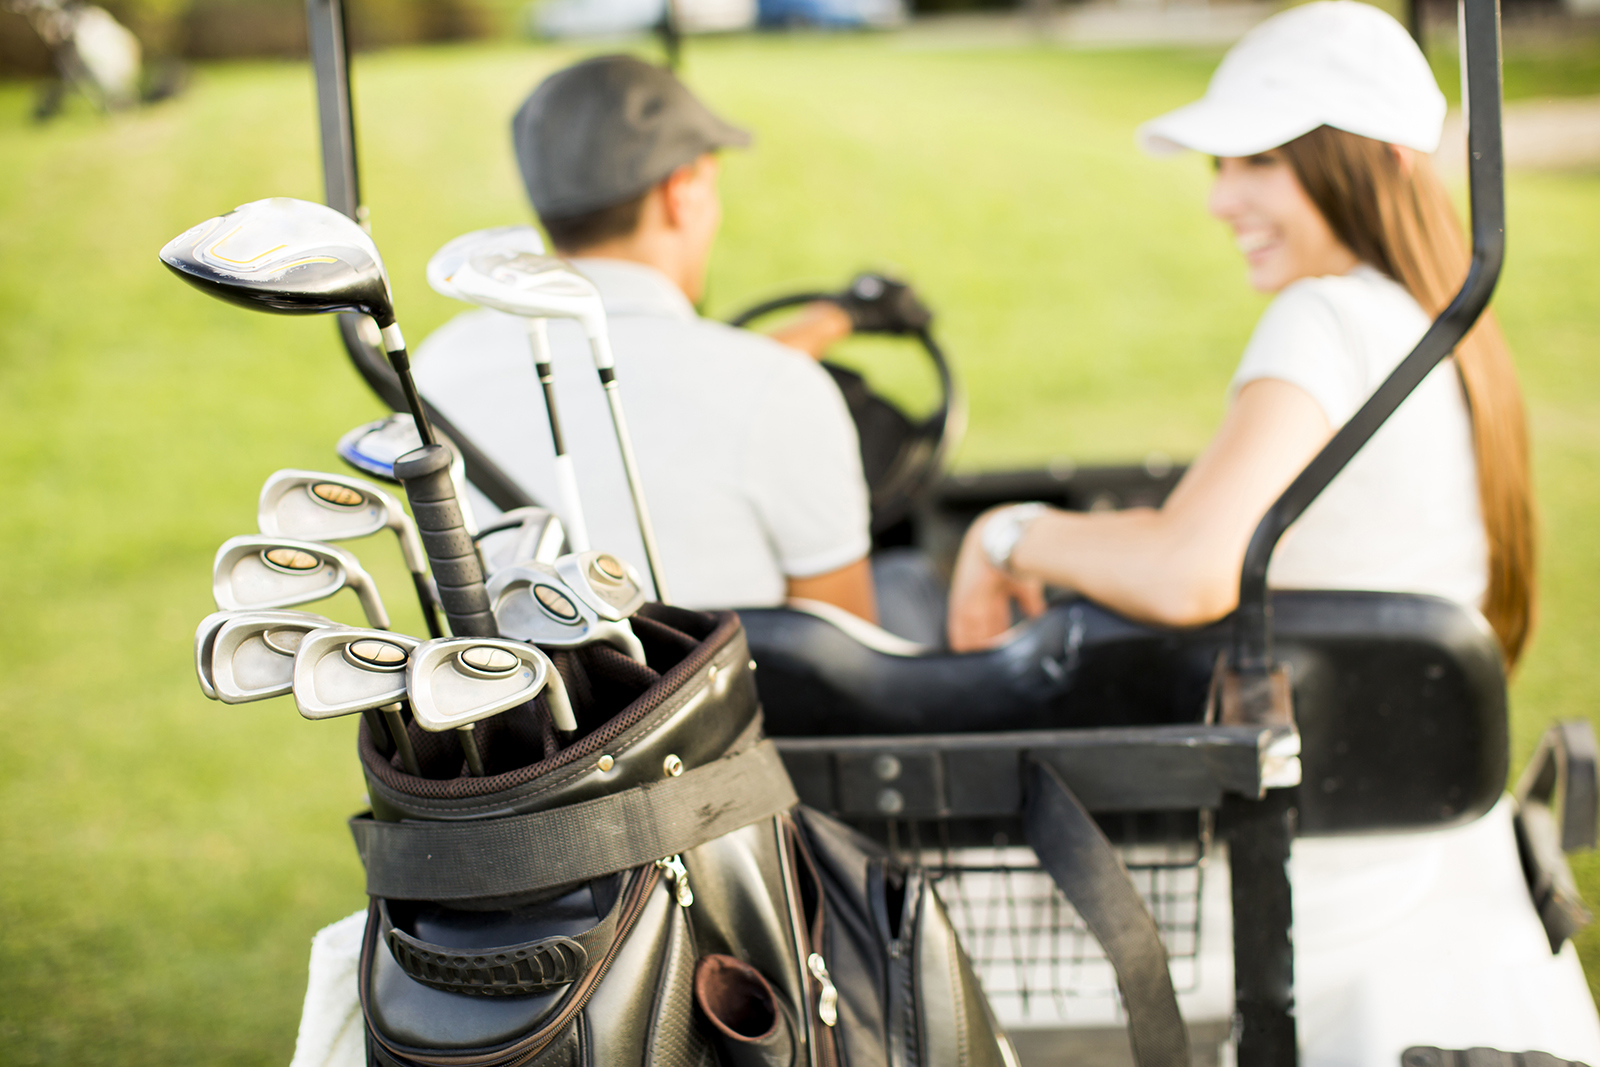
427 226 546 301
258 469 427 573
554 551 646 621
486 564 647 663
478 507 566 576
211 611 347 704
196 608 335 700
448 250 606 339
158 197 397 326
408 638 575 734
292 628 419 720
213 535 390 629
335 415 477 534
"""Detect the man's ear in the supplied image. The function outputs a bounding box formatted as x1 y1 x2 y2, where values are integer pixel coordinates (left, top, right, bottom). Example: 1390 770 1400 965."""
658 162 699 231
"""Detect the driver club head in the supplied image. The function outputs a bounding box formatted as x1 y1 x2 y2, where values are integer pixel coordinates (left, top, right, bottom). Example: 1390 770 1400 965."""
486 564 647 663
196 608 335 700
258 469 427 574
158 197 397 327
408 638 575 734
213 535 390 629
210 611 346 704
292 628 419 720
426 226 545 302
478 506 566 576
553 551 646 621
445 249 606 340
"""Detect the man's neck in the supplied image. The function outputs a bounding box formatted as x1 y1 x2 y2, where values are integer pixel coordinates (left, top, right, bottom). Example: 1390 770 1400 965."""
562 234 700 304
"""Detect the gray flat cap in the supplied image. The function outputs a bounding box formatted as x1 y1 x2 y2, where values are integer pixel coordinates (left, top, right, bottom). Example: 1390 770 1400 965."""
513 55 751 220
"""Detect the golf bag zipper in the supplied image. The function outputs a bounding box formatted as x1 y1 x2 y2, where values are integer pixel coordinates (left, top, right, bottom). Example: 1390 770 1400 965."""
655 854 694 907
807 953 839 1027
362 864 662 1067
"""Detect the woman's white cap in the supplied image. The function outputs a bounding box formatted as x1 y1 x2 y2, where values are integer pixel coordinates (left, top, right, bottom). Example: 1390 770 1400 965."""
1137 0 1447 158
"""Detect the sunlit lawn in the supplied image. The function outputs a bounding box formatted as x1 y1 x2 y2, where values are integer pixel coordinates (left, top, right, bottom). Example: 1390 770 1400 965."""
2 28 1598 1063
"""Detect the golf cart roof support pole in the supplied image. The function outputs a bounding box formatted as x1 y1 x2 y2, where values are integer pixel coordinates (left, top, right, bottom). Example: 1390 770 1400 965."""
1232 0 1504 675
304 0 538 514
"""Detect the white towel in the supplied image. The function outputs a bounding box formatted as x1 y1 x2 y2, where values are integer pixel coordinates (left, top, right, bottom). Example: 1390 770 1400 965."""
288 910 367 1067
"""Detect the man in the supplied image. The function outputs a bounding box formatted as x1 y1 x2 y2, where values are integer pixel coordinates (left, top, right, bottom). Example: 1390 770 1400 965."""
415 54 876 619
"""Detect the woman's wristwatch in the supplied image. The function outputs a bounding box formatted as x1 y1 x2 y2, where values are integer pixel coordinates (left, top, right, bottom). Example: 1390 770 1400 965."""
981 502 1048 573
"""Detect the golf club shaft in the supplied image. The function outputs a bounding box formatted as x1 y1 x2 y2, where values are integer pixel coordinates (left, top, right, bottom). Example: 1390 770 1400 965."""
410 572 445 639
383 703 421 775
364 707 396 757
378 324 436 449
594 357 670 602
458 726 485 776
527 320 590 552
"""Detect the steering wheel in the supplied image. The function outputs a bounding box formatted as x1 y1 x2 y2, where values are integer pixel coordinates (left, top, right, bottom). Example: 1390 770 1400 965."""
730 273 965 536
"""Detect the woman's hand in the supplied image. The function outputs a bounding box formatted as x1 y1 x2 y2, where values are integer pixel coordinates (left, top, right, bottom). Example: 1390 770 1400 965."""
947 509 1048 652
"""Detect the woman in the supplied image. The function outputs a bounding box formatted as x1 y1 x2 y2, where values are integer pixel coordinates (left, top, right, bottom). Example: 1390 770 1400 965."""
946 0 1534 671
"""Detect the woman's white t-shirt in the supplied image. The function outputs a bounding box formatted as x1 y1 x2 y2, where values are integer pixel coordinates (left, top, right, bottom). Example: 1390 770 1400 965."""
1230 264 1488 610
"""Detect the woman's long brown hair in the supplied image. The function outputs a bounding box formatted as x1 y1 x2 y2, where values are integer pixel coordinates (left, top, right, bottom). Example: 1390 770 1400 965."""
1278 125 1535 666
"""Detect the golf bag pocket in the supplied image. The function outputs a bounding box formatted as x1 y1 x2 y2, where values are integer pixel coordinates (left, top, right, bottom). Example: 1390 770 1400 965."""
694 955 797 1067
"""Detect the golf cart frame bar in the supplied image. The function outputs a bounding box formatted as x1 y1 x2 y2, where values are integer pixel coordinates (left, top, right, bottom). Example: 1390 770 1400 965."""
303 3 1507 1063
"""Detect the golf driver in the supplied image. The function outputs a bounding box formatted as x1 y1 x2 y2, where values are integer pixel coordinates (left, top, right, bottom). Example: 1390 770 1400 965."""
214 535 389 628
409 637 576 771
292 627 422 774
335 414 478 536
486 560 647 663
210 611 348 704
445 248 669 601
476 506 566 577
429 229 591 554
258 469 444 639
196 608 335 701
159 197 496 638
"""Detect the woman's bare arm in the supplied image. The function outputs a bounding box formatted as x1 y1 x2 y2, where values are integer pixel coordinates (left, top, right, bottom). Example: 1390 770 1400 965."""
947 378 1333 650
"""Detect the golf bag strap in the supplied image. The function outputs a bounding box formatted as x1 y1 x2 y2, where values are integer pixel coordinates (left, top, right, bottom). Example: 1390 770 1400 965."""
376 875 635 996
351 740 798 901
1023 759 1191 1067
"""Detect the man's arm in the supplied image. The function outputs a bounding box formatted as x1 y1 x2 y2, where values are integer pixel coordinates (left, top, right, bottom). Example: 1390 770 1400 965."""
787 557 878 622
767 302 853 359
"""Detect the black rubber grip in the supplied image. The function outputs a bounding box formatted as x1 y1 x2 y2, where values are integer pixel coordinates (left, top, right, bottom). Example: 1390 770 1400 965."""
393 444 497 638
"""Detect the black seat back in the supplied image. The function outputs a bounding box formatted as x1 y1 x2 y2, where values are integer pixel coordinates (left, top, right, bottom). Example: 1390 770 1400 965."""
740 590 1507 834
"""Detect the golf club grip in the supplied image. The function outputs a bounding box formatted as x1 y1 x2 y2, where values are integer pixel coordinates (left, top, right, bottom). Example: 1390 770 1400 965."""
393 444 497 637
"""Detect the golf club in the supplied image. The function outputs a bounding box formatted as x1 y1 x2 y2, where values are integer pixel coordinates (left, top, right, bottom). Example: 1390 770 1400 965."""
159 197 496 638
554 550 647 621
258 469 444 638
213 535 389 628
292 627 422 774
429 229 592 554
408 637 576 771
485 561 647 663
476 506 566 576
446 248 669 601
335 414 479 536
210 610 348 704
196 608 336 701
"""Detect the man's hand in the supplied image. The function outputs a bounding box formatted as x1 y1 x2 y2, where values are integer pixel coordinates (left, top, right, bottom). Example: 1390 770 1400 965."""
767 302 854 359
947 508 1047 651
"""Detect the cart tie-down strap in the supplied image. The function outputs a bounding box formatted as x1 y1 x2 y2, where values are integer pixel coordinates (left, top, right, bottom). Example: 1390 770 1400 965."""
351 740 798 901
1024 759 1192 1067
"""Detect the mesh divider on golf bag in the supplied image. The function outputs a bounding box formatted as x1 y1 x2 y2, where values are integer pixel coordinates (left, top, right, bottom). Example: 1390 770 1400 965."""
357 606 734 798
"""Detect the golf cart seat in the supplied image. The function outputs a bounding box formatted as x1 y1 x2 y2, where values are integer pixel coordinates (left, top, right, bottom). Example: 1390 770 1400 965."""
740 588 1509 835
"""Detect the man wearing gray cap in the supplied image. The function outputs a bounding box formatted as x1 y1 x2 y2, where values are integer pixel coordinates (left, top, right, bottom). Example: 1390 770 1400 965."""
415 55 876 620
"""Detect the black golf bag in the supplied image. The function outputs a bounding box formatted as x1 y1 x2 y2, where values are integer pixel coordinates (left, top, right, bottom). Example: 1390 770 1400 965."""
350 604 1014 1067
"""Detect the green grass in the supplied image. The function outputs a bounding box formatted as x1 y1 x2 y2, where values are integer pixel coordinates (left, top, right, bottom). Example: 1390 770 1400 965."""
3 30 1600 1063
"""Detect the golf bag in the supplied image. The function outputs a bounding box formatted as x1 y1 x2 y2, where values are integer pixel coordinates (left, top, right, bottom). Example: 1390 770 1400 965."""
350 604 1013 1067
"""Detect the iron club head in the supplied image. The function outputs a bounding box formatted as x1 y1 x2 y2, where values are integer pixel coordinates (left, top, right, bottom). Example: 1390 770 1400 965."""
486 563 647 663
292 627 419 720
258 469 427 574
408 638 575 734
210 611 347 704
213 535 390 629
553 551 646 621
196 608 335 701
477 506 566 576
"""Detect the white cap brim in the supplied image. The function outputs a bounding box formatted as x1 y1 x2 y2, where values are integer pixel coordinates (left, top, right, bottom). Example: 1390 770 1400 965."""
1137 94 1323 158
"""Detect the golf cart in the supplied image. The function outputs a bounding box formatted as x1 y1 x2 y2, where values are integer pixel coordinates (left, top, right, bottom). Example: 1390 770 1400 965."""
295 0 1600 1062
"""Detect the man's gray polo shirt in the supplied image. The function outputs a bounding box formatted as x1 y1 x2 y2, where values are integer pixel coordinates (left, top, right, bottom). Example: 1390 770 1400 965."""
414 258 871 608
